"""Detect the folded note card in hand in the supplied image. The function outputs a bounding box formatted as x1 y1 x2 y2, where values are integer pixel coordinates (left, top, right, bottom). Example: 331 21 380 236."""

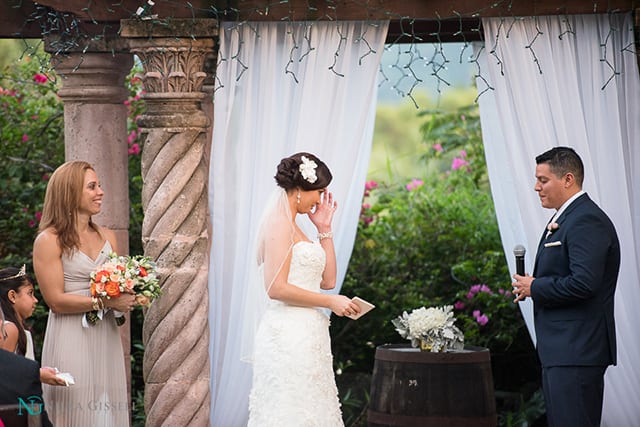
55 371 75 386
348 296 375 320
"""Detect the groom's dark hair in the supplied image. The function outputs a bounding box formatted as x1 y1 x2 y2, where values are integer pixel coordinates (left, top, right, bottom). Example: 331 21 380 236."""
536 146 584 187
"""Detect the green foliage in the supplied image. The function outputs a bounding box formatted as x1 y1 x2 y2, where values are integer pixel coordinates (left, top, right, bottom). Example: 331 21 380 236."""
498 389 546 427
0 55 64 268
369 87 477 184
332 169 511 371
123 62 147 425
332 104 537 425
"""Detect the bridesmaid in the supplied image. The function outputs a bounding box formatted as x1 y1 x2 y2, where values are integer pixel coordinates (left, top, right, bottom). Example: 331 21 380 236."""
33 161 136 426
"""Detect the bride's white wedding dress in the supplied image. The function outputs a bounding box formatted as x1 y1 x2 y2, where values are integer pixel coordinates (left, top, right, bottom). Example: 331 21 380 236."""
248 241 344 427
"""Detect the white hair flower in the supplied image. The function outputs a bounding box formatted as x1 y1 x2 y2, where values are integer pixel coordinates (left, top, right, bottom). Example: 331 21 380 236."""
299 156 318 184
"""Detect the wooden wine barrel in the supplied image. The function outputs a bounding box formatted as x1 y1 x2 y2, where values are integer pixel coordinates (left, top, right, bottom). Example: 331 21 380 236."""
368 344 497 427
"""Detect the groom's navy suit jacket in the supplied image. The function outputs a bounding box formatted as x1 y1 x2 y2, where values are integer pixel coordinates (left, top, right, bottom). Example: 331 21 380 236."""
531 193 619 368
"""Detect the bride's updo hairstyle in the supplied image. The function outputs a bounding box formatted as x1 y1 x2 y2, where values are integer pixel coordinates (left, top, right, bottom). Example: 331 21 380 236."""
274 152 332 191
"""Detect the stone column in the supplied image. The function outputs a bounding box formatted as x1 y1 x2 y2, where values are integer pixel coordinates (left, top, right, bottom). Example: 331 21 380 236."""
120 19 216 427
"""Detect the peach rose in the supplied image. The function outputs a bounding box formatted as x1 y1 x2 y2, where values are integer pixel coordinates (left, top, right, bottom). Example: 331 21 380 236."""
135 295 150 307
105 281 121 298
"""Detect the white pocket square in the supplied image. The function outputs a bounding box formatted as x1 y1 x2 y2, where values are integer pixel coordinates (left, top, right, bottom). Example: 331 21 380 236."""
544 241 562 247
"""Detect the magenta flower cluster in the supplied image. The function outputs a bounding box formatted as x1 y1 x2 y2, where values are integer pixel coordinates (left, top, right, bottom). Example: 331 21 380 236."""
405 178 424 191
24 208 42 229
454 284 494 326
364 180 378 195
451 149 469 171
472 310 489 326
33 73 48 84
124 90 143 156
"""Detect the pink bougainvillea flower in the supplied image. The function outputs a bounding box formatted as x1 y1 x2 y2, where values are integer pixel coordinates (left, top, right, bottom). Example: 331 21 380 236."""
479 284 492 294
451 157 469 170
473 310 489 325
128 143 141 155
127 130 137 145
33 73 48 84
22 134 29 142
364 180 378 191
476 314 489 326
454 300 465 310
34 211 42 221
459 149 467 158
42 174 49 181
405 178 424 191
28 220 36 228
433 143 443 152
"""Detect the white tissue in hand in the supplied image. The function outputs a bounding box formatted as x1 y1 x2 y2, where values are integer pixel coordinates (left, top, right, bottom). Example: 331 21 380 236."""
55 372 75 386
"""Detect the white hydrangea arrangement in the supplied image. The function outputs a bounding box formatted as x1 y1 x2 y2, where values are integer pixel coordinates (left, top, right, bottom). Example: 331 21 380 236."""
392 305 464 352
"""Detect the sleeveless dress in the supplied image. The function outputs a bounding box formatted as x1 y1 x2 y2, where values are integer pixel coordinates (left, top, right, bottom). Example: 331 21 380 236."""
248 241 344 427
41 241 130 427
0 320 35 360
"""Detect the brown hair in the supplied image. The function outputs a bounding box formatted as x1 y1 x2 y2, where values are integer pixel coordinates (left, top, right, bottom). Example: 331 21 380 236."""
274 152 333 191
38 161 99 254
0 267 32 356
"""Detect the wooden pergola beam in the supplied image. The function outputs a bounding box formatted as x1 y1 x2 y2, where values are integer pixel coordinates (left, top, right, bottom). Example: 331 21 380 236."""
1 0 637 42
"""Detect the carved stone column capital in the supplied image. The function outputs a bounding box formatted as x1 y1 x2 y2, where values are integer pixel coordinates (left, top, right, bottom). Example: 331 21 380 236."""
120 18 217 427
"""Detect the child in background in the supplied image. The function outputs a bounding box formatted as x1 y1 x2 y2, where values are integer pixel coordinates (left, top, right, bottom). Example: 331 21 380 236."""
0 265 65 386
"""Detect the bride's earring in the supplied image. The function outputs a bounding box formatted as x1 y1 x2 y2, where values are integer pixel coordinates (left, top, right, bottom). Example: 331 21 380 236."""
297 191 301 204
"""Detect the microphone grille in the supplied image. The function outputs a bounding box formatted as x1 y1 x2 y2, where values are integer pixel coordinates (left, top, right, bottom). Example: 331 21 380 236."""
513 244 526 256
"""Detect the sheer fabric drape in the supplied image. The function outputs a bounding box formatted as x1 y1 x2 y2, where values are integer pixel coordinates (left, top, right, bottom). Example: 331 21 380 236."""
208 20 388 426
476 13 640 426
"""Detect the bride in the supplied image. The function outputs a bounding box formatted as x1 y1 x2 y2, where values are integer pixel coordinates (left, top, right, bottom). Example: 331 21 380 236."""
245 152 361 426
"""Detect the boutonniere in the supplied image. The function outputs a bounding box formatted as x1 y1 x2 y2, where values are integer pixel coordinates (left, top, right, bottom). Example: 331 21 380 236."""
545 222 559 238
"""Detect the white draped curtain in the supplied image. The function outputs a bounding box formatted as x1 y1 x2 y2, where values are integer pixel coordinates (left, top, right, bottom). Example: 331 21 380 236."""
208 20 389 426
476 13 640 426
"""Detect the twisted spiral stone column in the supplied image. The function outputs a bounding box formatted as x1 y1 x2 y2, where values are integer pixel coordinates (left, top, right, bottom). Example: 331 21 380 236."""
121 19 217 427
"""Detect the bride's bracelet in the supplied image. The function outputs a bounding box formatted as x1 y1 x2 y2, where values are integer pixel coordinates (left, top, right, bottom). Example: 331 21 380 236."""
318 231 333 241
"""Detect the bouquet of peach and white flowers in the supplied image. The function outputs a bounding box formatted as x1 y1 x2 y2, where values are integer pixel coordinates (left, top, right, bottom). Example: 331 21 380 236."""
83 252 161 327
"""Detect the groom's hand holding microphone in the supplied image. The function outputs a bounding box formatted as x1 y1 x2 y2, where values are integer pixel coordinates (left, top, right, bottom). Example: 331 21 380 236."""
512 244 534 302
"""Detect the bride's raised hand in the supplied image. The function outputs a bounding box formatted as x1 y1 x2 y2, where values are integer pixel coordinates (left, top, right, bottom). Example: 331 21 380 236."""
309 191 337 231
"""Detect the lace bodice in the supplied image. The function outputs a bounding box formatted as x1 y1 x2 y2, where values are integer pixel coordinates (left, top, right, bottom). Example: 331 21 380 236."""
288 241 326 291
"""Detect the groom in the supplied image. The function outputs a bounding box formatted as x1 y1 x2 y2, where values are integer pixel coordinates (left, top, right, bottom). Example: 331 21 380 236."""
511 146 620 427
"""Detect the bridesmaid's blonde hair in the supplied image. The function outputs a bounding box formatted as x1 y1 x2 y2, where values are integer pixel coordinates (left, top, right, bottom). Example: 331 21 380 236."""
39 160 99 254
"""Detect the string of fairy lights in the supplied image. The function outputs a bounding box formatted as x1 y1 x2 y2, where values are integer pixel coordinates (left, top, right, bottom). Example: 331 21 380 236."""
1 0 638 106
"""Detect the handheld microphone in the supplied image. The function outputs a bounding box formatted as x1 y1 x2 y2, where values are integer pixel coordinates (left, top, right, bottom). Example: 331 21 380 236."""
513 245 526 276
